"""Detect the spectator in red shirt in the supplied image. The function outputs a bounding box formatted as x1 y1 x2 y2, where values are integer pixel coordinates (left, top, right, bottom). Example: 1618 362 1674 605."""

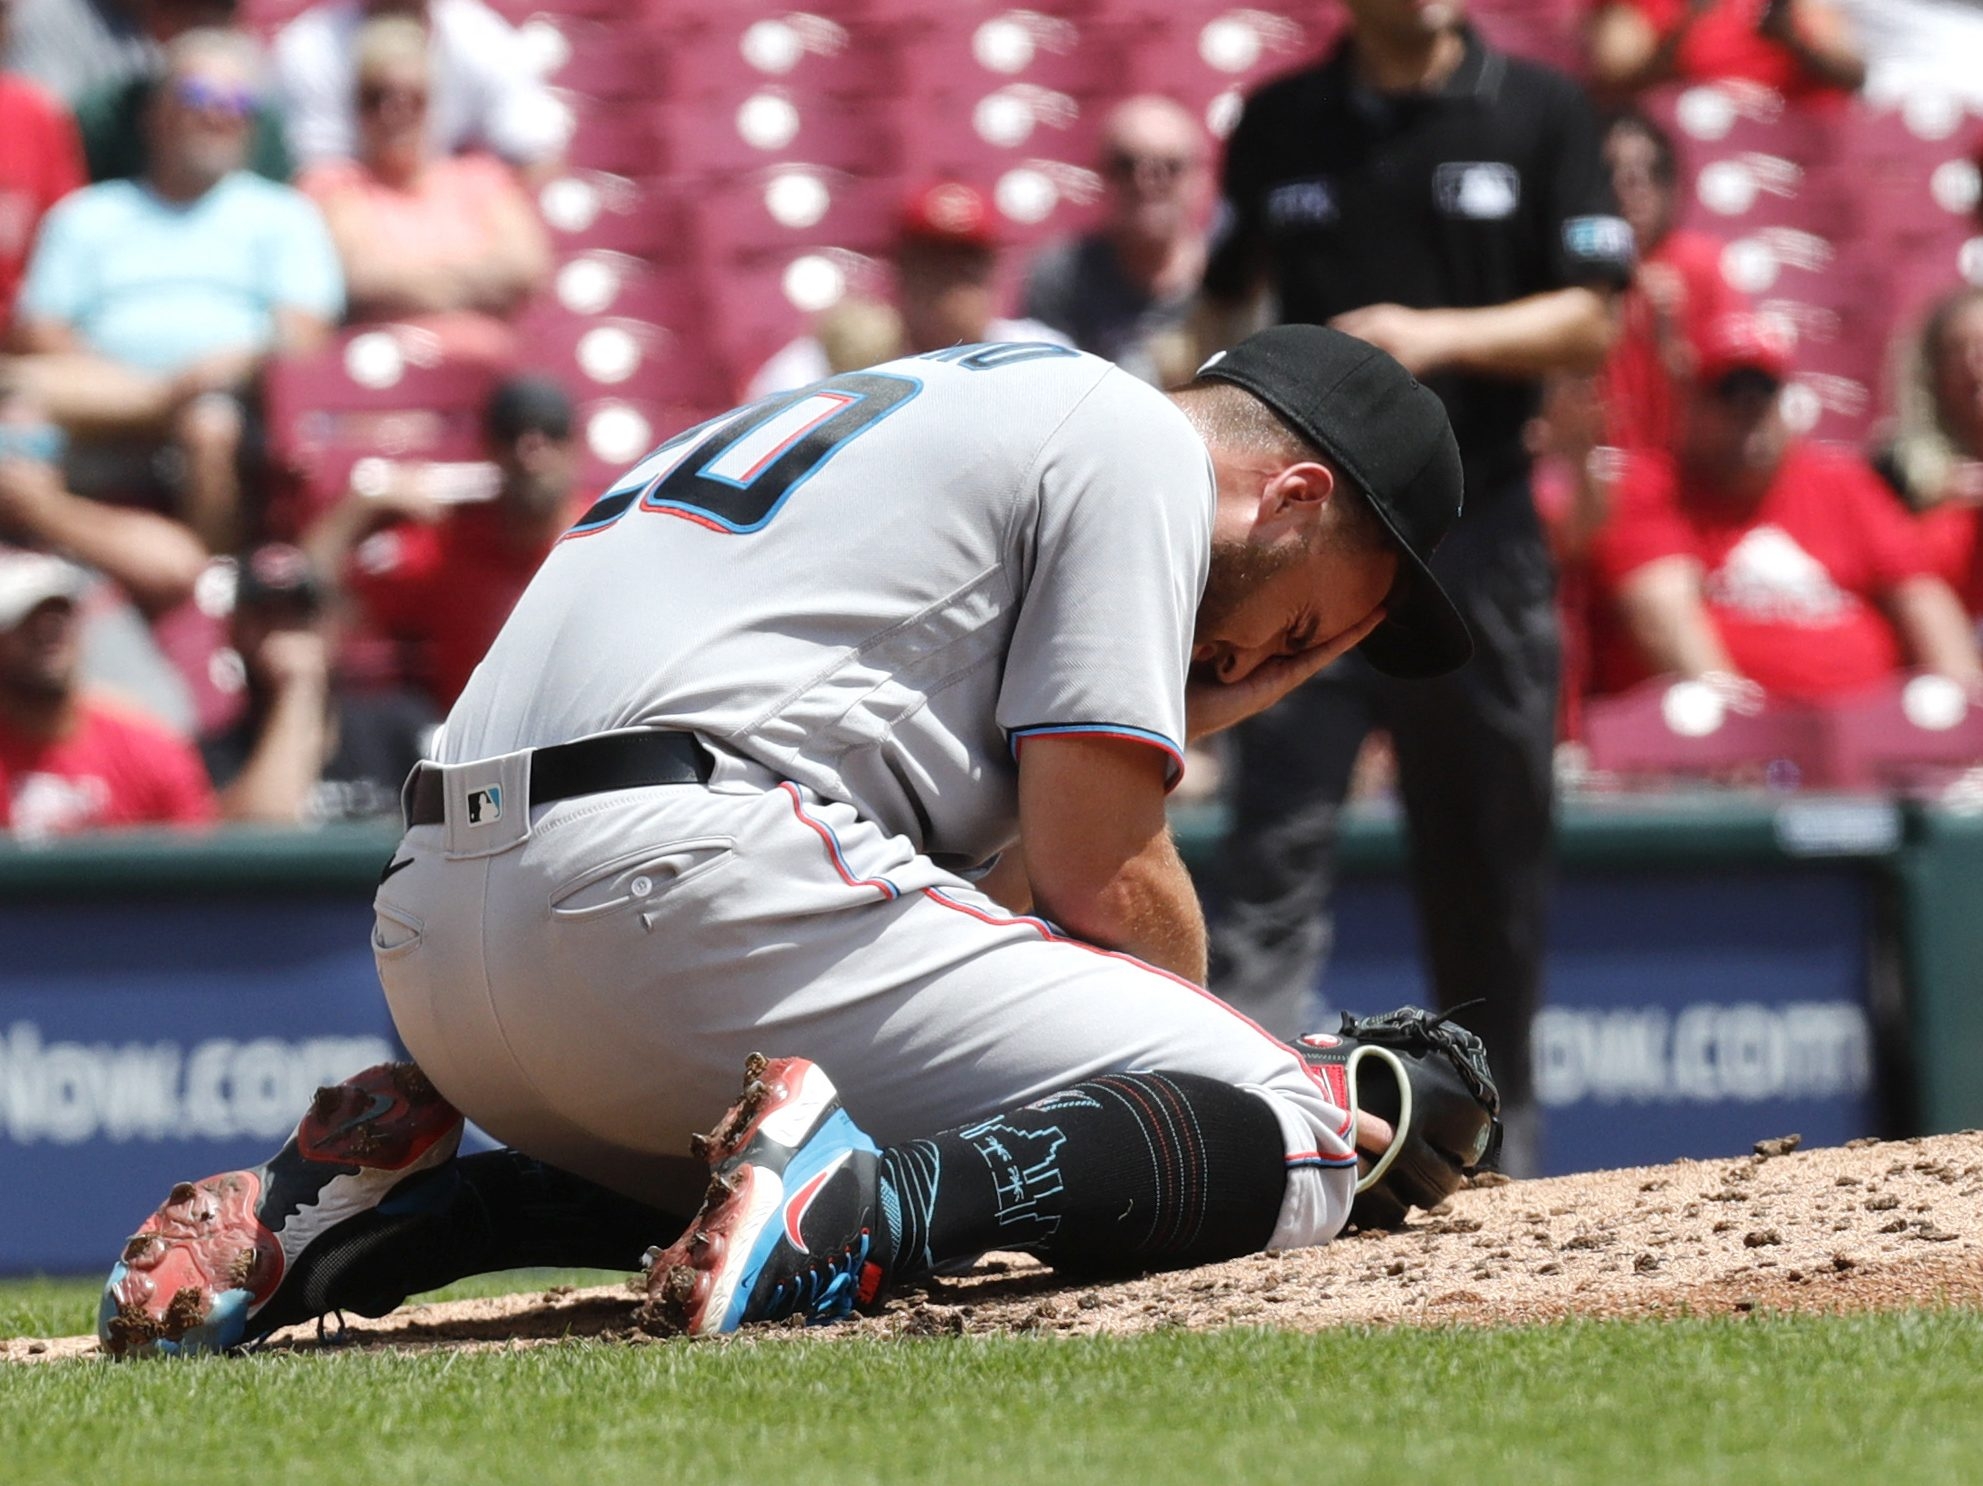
1590 312 1983 701
0 0 87 328
1599 109 1748 454
1874 284 1983 620
0 550 215 838
304 374 578 711
1585 0 1865 103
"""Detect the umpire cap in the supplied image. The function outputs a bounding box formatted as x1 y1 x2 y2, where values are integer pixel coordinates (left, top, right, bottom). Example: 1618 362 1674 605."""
1195 325 1472 679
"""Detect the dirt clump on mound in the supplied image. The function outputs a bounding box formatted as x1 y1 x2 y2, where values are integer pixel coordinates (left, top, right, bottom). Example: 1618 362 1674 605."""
10 1130 1983 1363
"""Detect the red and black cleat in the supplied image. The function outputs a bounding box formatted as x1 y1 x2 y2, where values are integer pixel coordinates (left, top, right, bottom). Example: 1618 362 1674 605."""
640 1055 884 1338
98 1061 462 1357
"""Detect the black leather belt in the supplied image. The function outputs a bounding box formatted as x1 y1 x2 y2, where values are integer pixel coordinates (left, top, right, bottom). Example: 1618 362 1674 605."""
403 731 714 827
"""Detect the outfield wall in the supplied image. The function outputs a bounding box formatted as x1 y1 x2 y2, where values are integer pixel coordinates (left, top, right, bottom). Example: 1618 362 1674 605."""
0 798 1975 1274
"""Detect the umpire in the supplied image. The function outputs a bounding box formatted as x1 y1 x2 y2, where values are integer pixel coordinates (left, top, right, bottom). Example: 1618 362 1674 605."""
1198 0 1633 1174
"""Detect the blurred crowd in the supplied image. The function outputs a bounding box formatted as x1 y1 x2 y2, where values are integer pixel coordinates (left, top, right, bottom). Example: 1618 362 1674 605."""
2 0 1983 840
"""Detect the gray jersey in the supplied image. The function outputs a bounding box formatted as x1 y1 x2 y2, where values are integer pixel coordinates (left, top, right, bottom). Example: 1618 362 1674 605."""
442 345 1214 870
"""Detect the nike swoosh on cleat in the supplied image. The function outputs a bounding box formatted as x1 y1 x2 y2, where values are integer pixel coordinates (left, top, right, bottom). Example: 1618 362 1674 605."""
379 857 415 884
331 1091 397 1137
781 1150 851 1254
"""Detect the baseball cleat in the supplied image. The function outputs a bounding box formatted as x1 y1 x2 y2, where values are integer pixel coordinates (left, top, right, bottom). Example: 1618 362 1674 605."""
640 1054 883 1337
98 1061 463 1358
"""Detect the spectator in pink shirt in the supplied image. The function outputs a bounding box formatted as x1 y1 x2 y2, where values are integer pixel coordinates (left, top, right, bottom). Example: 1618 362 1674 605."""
297 14 547 364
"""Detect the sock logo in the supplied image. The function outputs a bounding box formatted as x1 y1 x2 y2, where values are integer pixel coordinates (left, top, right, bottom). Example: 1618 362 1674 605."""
783 1150 851 1254
959 1118 1065 1243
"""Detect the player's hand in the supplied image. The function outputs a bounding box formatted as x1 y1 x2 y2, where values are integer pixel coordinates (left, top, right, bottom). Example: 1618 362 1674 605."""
1185 607 1385 741
1327 304 1452 378
1354 1109 1397 1177
255 629 331 694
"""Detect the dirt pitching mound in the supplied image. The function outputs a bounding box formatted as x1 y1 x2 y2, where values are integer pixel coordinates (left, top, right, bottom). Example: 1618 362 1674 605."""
11 1130 1982 1363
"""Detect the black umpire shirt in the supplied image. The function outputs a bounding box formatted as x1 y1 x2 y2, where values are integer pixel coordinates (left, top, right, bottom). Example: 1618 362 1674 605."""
1204 26 1633 498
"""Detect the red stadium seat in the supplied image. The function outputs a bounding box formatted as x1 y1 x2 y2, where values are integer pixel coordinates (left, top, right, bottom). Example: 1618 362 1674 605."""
264 329 504 526
660 10 909 101
564 110 675 177
654 92 903 179
534 251 705 330
1815 677 1983 793
519 313 729 405
1583 679 1828 788
694 168 903 263
530 20 669 102
535 172 691 260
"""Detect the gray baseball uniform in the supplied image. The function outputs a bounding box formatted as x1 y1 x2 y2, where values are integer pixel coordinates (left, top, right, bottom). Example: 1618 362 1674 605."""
373 344 1358 1250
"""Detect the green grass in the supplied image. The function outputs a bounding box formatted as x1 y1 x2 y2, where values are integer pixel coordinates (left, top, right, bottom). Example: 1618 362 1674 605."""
4 1277 1982 1486
0 1269 623 1345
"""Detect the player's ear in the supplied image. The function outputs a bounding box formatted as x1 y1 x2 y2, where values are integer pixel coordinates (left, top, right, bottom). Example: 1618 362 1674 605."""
1257 460 1337 535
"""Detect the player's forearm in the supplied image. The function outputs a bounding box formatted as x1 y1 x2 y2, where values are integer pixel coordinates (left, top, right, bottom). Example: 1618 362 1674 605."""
1889 576 1983 686
1420 288 1616 379
21 489 207 613
974 847 1035 914
218 687 330 824
1618 560 1737 679
1039 830 1209 984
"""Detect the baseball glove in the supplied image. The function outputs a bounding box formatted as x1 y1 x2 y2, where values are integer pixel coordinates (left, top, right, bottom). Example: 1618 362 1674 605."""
1293 1006 1503 1230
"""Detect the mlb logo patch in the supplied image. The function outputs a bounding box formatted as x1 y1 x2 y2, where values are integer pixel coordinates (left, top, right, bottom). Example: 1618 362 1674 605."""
1266 177 1340 228
1435 162 1521 220
466 785 503 825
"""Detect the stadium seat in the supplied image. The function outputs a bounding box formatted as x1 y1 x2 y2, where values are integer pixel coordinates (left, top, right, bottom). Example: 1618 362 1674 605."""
661 10 908 100
536 173 690 260
528 20 668 101
533 252 705 331
1815 677 1983 793
693 168 903 263
564 110 674 177
1583 679 1828 788
264 330 503 523
654 92 903 179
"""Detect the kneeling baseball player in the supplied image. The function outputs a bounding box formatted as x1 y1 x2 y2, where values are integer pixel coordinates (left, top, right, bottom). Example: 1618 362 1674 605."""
100 326 1502 1356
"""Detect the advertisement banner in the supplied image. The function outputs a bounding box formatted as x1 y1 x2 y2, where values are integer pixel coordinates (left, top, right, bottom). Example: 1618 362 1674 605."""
1325 869 1878 1174
0 861 1882 1272
0 900 397 1276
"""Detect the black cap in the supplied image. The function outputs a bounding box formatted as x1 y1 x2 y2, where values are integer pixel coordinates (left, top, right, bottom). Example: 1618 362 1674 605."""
485 374 575 445
234 542 322 613
1195 324 1472 679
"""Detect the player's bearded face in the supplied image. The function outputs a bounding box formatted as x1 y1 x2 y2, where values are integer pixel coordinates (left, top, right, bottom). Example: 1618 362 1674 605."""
1195 536 1308 649
1193 528 1396 684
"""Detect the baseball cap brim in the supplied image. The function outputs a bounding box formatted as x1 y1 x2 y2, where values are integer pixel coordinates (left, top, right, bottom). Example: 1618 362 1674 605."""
0 553 86 631
1355 517 1473 679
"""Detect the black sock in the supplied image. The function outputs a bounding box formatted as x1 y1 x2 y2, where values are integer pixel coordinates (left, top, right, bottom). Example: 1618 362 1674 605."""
876 1072 1287 1284
265 1150 680 1329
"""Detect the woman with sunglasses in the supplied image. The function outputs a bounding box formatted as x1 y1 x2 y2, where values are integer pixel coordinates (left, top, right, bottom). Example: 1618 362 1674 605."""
296 15 547 365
